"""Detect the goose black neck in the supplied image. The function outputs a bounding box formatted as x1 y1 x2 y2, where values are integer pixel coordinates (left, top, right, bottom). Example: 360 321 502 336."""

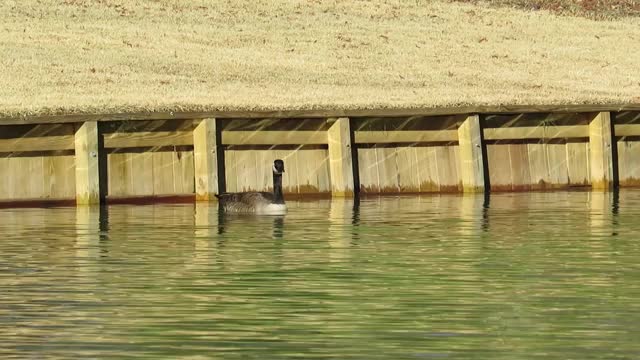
273 173 284 204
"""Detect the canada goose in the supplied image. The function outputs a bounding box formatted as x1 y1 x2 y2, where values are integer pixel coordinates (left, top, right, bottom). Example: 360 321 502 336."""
215 159 287 215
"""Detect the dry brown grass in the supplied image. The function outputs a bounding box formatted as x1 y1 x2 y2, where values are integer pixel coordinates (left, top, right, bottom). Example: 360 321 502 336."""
1 0 639 118
451 0 640 20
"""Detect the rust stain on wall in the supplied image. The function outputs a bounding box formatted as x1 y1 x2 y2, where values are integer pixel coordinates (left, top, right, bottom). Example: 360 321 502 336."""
419 180 441 193
620 177 640 187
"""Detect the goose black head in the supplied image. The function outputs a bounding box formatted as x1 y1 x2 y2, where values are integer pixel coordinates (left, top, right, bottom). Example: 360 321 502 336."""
273 159 285 175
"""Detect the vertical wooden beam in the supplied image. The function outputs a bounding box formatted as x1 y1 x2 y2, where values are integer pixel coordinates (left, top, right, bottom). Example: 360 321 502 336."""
74 121 103 205
458 114 487 193
589 112 617 190
193 118 224 201
328 117 358 197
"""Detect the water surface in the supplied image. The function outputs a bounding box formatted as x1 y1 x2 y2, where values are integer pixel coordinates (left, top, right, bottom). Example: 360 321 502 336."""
1 191 639 359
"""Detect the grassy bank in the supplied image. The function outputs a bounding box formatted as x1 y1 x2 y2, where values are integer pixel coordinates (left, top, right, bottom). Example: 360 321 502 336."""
1 0 639 118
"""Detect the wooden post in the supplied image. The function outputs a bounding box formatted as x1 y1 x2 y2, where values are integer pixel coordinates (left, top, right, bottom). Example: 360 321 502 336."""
328 117 357 197
458 114 487 193
74 121 102 205
589 112 617 190
193 118 224 201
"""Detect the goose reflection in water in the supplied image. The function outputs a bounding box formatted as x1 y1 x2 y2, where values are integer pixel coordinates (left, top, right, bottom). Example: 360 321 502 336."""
216 210 285 240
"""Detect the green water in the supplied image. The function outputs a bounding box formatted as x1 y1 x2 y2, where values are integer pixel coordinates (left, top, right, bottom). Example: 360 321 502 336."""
1 191 639 359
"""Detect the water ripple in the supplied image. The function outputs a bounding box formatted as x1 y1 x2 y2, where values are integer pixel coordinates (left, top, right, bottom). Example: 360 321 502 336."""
1 191 640 359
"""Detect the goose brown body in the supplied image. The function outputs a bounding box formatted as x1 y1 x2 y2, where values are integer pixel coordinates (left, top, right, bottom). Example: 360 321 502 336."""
215 159 287 215
215 192 280 213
